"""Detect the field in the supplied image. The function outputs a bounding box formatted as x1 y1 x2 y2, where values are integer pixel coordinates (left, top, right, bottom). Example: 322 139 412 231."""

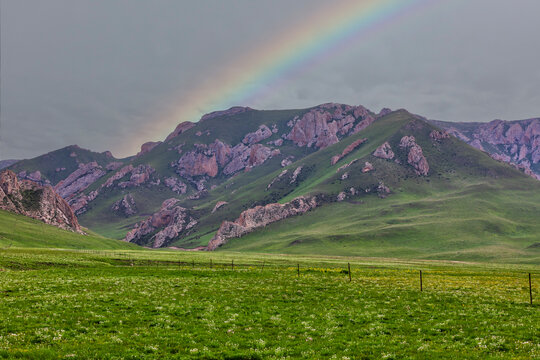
1 248 538 359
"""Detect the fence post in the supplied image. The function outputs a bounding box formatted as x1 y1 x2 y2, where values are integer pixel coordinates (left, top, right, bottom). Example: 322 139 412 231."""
192 259 195 268
297 263 300 277
210 259 213 269
348 263 352 282
231 259 234 270
530 273 533 305
420 270 423 292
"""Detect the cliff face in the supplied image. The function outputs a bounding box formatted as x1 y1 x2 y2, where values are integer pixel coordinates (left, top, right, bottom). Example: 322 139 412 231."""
0 170 82 233
206 196 317 250
124 198 197 248
433 118 540 179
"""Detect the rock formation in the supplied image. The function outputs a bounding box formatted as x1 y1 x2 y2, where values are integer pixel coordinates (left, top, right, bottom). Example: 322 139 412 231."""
212 201 228 213
399 136 429 176
373 142 395 160
137 141 162 156
0 170 82 233
207 196 317 250
285 104 375 149
164 177 187 194
200 106 253 122
111 194 137 217
330 138 367 165
165 121 196 142
243 125 273 145
54 162 106 199
433 118 540 179
125 198 197 248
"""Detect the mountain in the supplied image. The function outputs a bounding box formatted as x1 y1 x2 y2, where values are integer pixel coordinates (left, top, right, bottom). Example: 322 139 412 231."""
0 160 18 170
431 118 540 179
8 104 540 261
0 169 82 233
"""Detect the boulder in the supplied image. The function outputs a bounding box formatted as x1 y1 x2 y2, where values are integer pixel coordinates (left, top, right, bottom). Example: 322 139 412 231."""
373 142 395 160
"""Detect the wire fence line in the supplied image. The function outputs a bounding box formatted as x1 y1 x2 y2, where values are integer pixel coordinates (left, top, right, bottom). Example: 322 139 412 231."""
1 248 536 305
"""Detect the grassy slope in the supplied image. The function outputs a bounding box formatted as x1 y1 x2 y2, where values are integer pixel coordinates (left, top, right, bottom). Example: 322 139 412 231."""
212 112 540 263
79 108 313 239
0 210 139 250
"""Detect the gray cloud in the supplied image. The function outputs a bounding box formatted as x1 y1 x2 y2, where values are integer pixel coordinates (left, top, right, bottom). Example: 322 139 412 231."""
2 0 540 160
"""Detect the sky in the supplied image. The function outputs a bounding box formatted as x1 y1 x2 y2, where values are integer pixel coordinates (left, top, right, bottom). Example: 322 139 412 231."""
1 0 540 160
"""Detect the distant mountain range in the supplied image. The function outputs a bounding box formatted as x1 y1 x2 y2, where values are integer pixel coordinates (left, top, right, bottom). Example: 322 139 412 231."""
3 104 540 261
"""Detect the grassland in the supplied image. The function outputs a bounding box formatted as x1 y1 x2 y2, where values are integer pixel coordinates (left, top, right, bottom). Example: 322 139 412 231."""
0 248 538 359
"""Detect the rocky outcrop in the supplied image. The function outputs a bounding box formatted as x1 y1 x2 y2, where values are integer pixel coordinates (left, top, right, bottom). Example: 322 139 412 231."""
399 136 429 176
106 162 123 171
330 138 367 165
267 169 288 190
164 177 187 194
429 130 450 141
207 196 317 250
337 159 359 173
164 121 196 142
69 190 98 215
200 106 253 122
0 170 82 233
176 149 218 178
243 125 272 145
212 201 228 213
222 143 278 175
137 141 161 156
362 162 374 173
290 166 303 184
433 118 540 179
285 104 375 149
125 198 197 248
117 165 156 188
377 181 390 198
111 194 137 217
104 165 134 188
209 139 232 167
373 142 395 160
54 162 106 199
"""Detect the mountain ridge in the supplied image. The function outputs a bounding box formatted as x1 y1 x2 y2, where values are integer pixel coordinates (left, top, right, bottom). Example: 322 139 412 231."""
5 104 540 260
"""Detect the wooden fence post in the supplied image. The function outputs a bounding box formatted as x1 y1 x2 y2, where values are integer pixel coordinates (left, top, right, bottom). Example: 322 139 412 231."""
420 270 423 292
348 263 352 282
530 273 533 305
297 263 300 277
231 259 234 270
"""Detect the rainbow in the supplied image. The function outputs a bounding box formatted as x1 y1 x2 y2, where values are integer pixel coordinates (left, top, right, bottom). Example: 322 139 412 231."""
127 0 433 155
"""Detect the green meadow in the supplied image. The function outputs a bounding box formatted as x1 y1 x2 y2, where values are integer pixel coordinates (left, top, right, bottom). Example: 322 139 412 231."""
0 247 538 359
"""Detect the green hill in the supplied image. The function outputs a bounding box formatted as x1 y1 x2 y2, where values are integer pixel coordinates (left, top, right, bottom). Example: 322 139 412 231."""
6 105 540 263
0 210 139 250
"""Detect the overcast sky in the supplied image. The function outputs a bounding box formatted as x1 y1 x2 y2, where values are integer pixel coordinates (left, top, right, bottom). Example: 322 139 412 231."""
2 0 540 160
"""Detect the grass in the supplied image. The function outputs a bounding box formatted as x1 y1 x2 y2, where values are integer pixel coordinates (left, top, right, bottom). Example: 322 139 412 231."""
0 248 538 359
0 210 139 250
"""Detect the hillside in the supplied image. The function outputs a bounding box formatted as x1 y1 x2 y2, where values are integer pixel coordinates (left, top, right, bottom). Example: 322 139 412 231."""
431 118 540 179
0 210 139 250
6 104 540 261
